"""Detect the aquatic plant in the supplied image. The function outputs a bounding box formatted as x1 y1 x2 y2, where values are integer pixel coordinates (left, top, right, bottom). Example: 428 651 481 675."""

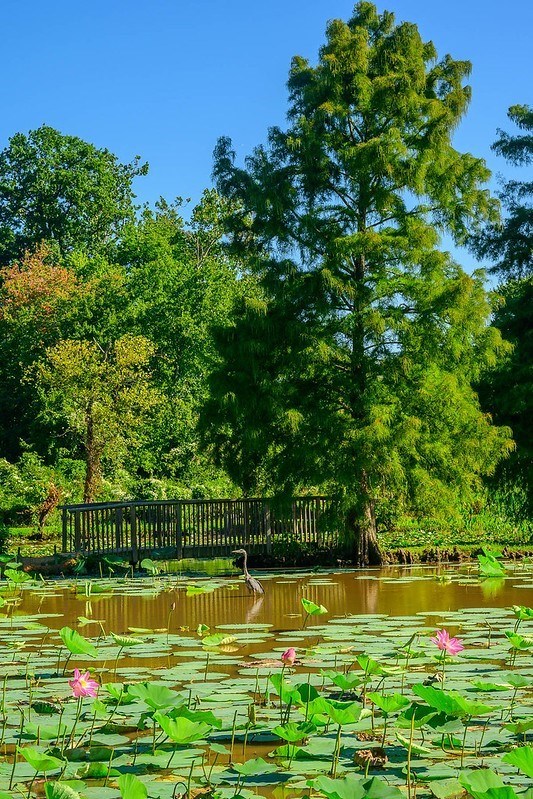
68 668 98 698
0 564 530 798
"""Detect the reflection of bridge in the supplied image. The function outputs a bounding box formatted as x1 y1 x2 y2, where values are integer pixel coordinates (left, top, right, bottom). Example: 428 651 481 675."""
60 496 337 561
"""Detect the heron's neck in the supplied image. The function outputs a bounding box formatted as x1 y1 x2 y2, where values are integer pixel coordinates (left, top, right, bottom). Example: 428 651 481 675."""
243 551 248 572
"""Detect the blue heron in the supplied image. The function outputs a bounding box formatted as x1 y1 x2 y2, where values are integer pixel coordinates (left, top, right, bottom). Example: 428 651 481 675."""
232 548 265 594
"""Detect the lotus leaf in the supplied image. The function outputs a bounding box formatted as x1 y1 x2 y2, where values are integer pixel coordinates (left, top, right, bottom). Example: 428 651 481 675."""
367 692 411 714
44 784 81 799
301 598 328 616
127 683 183 710
17 746 64 772
59 627 97 658
412 685 495 717
118 773 148 799
505 631 533 649
154 711 211 743
231 758 278 776
110 633 141 647
271 721 317 742
502 746 533 778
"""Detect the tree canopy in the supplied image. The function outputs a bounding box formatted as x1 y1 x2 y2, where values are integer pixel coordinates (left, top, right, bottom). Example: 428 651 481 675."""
0 125 147 264
474 106 533 511
205 1 513 563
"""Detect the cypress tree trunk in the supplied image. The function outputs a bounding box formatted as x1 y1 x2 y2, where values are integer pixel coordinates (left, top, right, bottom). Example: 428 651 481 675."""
352 500 382 567
348 235 382 567
347 472 382 567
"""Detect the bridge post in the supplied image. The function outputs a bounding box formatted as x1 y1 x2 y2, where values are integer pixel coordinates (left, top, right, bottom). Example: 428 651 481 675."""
176 502 183 559
115 507 123 551
74 511 81 552
61 507 68 553
130 505 138 563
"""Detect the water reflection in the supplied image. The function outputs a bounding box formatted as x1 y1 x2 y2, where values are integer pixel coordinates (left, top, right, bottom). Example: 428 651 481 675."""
14 563 532 638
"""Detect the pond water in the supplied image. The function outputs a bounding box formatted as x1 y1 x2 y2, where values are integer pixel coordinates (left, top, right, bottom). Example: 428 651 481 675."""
1 561 532 799
17 562 533 641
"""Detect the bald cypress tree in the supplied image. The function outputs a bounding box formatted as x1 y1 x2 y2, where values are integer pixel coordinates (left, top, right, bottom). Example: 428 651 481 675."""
206 3 512 564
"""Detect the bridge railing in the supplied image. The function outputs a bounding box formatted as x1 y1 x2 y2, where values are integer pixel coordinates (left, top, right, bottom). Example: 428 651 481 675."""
60 496 336 560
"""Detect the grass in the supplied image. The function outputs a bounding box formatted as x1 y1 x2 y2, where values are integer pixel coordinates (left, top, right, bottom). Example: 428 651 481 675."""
5 524 62 558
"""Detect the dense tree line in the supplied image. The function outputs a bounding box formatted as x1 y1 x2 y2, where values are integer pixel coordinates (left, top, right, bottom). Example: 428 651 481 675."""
0 3 530 563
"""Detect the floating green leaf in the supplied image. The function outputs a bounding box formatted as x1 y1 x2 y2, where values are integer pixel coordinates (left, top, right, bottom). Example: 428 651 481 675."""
201 633 237 647
232 757 278 776
502 746 533 778
18 746 64 772
59 626 97 657
44 783 81 799
154 711 211 743
118 774 148 799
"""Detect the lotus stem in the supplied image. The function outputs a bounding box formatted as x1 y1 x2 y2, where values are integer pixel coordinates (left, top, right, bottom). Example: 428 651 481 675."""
166 744 177 769
9 712 24 790
406 708 415 799
69 695 83 748
331 723 342 778
186 757 196 798
230 709 238 762
460 716 471 768
114 645 124 678
279 664 286 724
104 748 115 787
381 714 388 747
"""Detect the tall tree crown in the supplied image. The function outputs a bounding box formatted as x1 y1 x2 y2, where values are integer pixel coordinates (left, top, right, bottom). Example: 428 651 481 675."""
207 3 511 561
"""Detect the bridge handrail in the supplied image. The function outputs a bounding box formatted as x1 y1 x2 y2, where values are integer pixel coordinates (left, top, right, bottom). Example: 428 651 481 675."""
59 495 336 561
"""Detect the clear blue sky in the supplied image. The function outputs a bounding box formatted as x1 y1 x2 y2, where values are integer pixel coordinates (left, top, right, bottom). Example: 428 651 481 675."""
2 0 531 264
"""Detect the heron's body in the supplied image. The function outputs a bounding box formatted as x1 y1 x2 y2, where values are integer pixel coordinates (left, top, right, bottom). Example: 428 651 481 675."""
232 549 265 595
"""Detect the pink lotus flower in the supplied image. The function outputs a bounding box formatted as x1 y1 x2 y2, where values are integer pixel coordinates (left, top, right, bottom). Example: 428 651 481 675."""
68 669 99 698
430 629 464 656
281 647 296 666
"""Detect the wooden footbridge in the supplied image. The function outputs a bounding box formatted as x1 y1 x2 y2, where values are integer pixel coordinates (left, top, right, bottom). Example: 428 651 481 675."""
60 496 336 561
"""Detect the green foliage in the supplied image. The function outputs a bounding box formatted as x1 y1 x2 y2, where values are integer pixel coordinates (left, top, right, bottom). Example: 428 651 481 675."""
472 105 533 280
478 551 505 577
478 278 532 512
17 746 64 772
0 125 146 264
0 451 61 526
473 106 532 512
117 774 147 799
301 597 328 617
44 783 81 799
206 1 512 564
35 335 159 502
59 626 97 657
153 710 212 743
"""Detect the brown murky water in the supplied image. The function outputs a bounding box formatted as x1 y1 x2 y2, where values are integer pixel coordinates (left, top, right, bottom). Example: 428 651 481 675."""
17 562 533 640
